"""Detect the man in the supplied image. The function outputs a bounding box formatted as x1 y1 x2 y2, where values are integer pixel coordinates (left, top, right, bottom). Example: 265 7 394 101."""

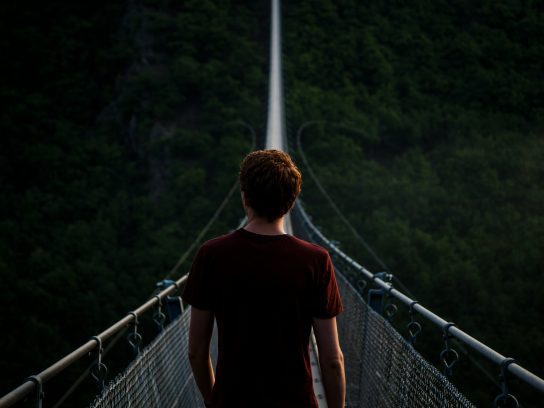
183 149 345 408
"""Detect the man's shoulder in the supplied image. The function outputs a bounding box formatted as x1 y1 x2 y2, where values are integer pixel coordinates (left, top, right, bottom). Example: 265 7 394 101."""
288 235 329 258
199 230 329 259
199 231 237 251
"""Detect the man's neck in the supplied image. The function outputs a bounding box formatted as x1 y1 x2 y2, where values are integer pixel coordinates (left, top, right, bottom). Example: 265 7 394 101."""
243 216 286 236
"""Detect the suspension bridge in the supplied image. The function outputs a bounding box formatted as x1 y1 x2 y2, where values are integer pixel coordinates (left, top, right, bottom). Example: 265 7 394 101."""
1 1 543 407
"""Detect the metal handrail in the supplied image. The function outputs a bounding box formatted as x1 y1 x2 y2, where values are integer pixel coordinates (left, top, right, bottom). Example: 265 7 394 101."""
0 275 189 408
0 119 256 408
295 201 544 394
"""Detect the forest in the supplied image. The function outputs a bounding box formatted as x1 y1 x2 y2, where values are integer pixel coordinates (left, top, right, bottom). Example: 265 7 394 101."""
0 0 542 407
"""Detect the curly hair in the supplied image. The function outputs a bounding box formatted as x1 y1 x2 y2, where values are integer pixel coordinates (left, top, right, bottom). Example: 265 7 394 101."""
239 150 302 222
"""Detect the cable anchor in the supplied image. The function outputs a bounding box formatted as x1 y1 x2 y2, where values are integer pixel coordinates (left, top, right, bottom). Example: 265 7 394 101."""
127 312 142 357
493 358 519 407
440 323 459 377
89 336 107 394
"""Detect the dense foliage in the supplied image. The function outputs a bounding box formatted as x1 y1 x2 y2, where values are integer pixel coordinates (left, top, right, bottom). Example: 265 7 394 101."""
0 0 267 403
283 1 543 406
0 0 542 406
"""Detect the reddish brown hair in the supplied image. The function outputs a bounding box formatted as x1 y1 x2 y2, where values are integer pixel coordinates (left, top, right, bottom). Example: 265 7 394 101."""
239 150 302 222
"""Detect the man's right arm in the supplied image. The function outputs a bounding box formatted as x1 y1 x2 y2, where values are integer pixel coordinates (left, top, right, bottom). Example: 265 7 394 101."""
188 306 215 405
312 317 345 408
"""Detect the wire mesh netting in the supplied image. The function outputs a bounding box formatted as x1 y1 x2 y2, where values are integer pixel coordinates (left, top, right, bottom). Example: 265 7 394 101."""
292 204 474 407
90 272 473 408
90 212 474 407
90 309 218 408
335 270 474 408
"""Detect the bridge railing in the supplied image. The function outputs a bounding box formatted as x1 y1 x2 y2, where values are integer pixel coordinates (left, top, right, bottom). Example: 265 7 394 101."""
89 299 212 408
5 201 543 407
292 200 544 405
0 275 189 408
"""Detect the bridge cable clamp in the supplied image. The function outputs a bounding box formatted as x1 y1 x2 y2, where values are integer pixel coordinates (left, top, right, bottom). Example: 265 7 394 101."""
493 358 519 407
171 281 180 293
384 284 397 321
153 295 166 332
440 322 459 377
169 281 184 312
408 300 420 315
126 311 142 357
356 277 367 293
89 336 107 394
385 284 395 297
407 301 422 345
24 375 43 408
172 281 186 312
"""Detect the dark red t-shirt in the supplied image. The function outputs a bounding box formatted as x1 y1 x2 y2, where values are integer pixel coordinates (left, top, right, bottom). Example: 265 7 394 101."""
183 228 343 408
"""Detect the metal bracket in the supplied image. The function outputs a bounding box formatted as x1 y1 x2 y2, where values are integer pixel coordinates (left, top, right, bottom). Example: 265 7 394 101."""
493 358 519 407
89 336 107 394
24 375 43 408
440 323 458 377
127 312 142 357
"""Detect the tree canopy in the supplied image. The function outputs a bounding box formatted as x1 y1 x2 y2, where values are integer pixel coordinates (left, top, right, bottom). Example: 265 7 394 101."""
0 0 542 406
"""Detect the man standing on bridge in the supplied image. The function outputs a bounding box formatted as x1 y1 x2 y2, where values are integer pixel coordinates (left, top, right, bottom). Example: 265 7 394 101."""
183 149 345 408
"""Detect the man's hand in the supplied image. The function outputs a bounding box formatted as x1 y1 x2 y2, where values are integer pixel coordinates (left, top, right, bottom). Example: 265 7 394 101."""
188 307 215 405
312 317 345 408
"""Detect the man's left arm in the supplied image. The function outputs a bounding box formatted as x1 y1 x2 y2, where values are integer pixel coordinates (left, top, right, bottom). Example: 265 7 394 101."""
188 307 215 405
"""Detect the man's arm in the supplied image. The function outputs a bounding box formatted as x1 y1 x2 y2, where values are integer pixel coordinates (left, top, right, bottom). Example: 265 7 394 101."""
188 307 215 405
312 317 345 408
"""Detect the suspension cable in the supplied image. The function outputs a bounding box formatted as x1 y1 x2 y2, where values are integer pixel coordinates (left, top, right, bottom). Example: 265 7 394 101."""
295 120 506 390
294 201 544 394
164 178 240 280
63 120 255 406
0 122 256 408
165 120 255 280
51 169 242 406
295 121 416 298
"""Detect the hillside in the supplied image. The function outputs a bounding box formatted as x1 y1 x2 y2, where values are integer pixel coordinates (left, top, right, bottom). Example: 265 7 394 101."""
283 1 543 406
0 0 543 406
0 0 267 401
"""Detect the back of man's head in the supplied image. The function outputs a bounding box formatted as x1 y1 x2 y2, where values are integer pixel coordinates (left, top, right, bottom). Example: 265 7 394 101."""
240 150 302 222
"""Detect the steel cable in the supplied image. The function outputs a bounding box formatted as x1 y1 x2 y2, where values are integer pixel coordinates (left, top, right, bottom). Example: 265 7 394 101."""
294 122 514 396
165 120 256 280
295 121 416 298
48 121 255 407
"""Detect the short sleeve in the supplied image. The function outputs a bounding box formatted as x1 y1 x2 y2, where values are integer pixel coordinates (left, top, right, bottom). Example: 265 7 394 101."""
312 253 344 318
182 245 214 310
